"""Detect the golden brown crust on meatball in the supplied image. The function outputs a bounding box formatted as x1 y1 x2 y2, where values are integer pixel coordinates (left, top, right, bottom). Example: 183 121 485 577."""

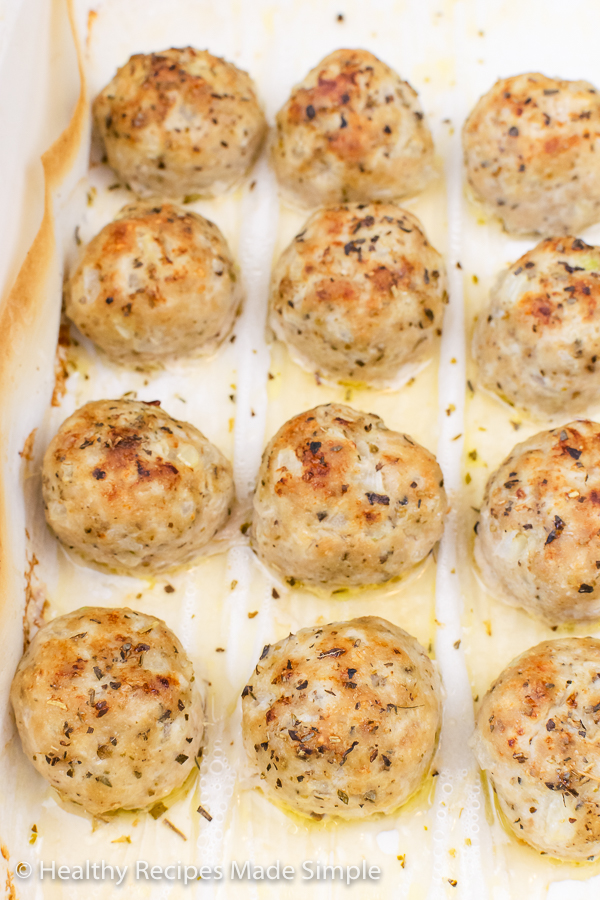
242 617 441 819
271 49 434 208
474 237 600 416
473 637 600 860
463 73 600 235
251 403 446 588
42 399 234 573
475 421 600 624
269 203 447 386
66 202 242 364
93 48 267 199
10 607 203 816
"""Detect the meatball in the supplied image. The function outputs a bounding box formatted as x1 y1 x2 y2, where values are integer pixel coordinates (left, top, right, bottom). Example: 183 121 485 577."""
463 73 600 235
42 399 234 573
472 637 600 860
269 203 447 387
66 202 242 365
475 420 600 625
242 616 441 820
251 403 446 588
271 49 434 208
474 237 600 416
93 47 267 199
10 607 203 816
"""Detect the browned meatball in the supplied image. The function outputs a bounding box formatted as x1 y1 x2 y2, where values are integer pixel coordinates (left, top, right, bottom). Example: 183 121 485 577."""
476 420 600 624
42 399 234 573
463 73 600 235
269 203 447 386
242 617 441 819
251 403 446 588
473 637 600 860
93 48 267 199
473 237 600 416
11 607 203 816
272 49 434 207
67 202 242 364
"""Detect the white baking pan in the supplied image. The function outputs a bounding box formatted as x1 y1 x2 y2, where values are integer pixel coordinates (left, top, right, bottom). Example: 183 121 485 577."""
1 1 599 897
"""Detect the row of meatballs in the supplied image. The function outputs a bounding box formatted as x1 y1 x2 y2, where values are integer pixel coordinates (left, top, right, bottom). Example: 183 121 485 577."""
43 398 600 626
67 198 600 417
96 46 600 236
12 605 600 862
42 399 446 586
